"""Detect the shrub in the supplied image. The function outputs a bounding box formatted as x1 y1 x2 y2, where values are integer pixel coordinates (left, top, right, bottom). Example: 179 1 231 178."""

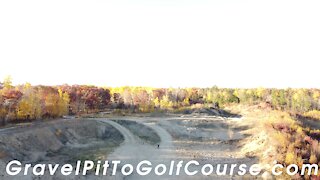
304 110 320 120
309 153 318 164
285 152 296 165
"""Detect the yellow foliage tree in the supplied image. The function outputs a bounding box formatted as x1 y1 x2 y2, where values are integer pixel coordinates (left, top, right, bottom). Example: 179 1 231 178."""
58 89 70 116
160 95 173 109
43 93 59 117
153 97 160 108
292 89 311 112
256 87 267 100
3 76 13 89
17 85 41 120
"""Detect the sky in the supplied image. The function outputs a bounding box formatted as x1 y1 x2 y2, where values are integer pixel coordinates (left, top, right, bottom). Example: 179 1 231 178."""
0 0 319 88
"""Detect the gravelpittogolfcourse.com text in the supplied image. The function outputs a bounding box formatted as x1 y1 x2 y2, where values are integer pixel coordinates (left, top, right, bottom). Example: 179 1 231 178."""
5 160 319 177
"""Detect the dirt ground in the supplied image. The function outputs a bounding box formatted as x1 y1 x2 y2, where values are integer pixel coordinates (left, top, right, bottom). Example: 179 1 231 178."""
0 112 262 180
101 115 259 180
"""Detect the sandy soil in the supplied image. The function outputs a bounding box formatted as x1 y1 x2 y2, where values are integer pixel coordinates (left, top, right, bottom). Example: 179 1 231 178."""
0 113 259 180
89 115 258 179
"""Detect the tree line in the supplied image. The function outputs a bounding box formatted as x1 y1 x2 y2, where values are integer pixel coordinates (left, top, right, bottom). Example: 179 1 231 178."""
1 77 320 124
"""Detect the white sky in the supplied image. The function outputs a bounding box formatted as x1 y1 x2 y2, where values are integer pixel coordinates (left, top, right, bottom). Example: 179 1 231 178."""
0 0 319 88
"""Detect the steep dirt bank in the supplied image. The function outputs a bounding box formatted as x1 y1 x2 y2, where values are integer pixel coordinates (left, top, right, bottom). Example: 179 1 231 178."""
0 119 124 164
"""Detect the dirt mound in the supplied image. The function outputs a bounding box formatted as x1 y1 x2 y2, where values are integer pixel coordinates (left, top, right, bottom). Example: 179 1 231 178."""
111 119 161 145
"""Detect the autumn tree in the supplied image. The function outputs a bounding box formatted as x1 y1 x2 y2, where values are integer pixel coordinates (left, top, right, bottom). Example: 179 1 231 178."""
255 87 268 101
57 89 70 116
271 89 287 110
152 89 166 100
16 84 41 120
0 94 6 125
3 76 13 89
187 88 203 105
159 95 173 109
310 90 320 110
291 89 312 112
122 88 134 108
1 88 23 121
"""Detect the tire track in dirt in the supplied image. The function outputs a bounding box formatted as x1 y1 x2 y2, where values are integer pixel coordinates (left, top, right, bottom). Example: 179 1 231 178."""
98 119 137 144
97 118 177 180
96 117 257 180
